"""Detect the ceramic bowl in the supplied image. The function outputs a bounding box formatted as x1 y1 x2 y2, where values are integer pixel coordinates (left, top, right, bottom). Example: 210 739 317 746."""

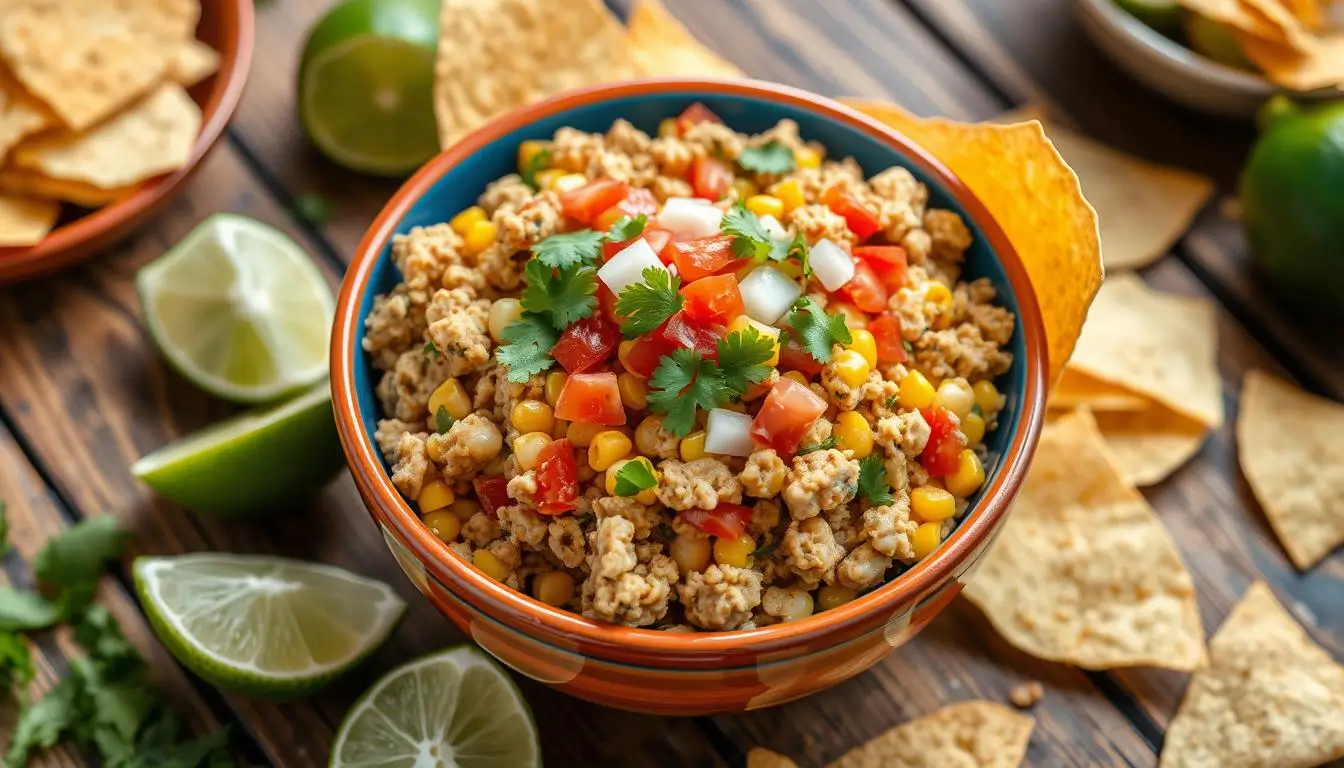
332 78 1048 714
0 0 255 283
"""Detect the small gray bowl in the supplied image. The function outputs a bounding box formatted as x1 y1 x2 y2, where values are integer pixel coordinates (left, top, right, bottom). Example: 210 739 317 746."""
1075 0 1336 119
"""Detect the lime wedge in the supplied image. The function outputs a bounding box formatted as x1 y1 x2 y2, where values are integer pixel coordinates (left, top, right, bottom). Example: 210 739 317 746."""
134 553 406 699
1114 0 1182 36
131 384 345 516
298 0 441 176
136 213 334 404
330 647 541 768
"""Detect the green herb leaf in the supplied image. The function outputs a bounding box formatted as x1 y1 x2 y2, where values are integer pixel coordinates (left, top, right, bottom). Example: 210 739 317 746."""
857 455 894 505
435 406 455 434
520 148 551 190
607 213 647 242
0 589 60 632
423 341 441 361
787 297 852 364
647 349 722 437
771 232 811 278
721 202 774 260
520 259 597 330
532 230 606 271
0 631 32 694
613 459 658 497
497 313 559 383
796 436 837 456
749 537 778 559
614 267 683 339
290 193 334 227
737 140 797 174
715 328 775 393
902 339 914 356
35 516 126 619
885 393 900 410
5 674 79 766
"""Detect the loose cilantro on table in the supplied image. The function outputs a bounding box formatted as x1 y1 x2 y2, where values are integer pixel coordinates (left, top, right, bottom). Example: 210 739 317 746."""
721 203 810 274
857 455 895 505
520 148 551 190
737 140 797 174
787 297 852 364
612 460 658 497
646 330 776 436
519 259 597 329
607 213 647 242
531 230 607 270
496 313 559 384
796 436 837 456
435 406 455 434
615 268 683 339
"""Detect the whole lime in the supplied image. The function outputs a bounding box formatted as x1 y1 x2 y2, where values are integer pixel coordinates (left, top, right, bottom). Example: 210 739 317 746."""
297 0 440 176
1240 96 1344 323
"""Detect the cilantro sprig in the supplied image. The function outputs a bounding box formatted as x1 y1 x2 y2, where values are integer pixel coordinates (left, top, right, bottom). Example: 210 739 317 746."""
737 140 797 174
519 259 597 330
613 459 658 496
796 436 837 456
435 406 455 434
497 313 560 384
615 267 683 339
714 327 775 392
857 455 895 505
721 203 810 274
608 213 647 242
646 329 776 436
532 230 606 271
787 297 852 364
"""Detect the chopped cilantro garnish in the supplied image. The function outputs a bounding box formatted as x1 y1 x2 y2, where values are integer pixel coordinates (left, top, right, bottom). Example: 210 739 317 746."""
607 213 647 242
520 148 551 190
857 455 894 505
903 339 915 356
497 313 558 383
749 537 779 559
658 522 676 540
532 230 606 270
423 341 440 361
435 406 455 434
796 436 837 456
737 140 797 174
613 459 658 496
885 393 900 410
647 350 723 437
615 267 683 339
721 202 810 273
576 513 595 527
715 328 775 392
787 297 852 363
520 259 597 330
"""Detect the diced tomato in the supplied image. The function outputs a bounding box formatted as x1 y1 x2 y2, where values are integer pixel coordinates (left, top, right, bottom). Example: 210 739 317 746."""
822 186 882 241
776 337 824 377
679 503 753 540
676 102 722 136
535 438 580 515
869 314 907 363
920 406 966 478
750 377 828 454
656 311 721 359
667 235 743 282
552 314 620 373
690 156 733 201
682 274 744 325
473 476 512 517
837 261 888 313
593 187 660 231
854 245 909 290
623 333 675 378
555 372 626 425
602 227 672 262
596 283 623 324
560 179 629 226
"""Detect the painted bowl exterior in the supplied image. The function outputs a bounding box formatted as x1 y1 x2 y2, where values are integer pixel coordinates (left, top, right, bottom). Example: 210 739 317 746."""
0 0 255 283
333 79 1047 714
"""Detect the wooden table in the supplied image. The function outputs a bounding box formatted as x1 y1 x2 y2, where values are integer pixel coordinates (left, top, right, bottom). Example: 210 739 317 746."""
2 1 1341 765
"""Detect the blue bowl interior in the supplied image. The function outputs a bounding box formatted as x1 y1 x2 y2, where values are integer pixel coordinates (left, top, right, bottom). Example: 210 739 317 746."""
353 90 1025 524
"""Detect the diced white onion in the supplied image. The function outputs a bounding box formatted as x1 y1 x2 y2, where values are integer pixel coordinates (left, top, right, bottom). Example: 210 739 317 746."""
810 238 855 292
739 265 803 325
704 409 756 457
658 197 723 238
759 214 789 241
598 238 667 295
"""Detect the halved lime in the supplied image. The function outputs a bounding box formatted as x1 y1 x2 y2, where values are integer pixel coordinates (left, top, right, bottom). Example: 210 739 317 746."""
134 553 406 699
131 383 345 516
137 213 334 404
1115 0 1182 37
298 0 441 176
330 647 541 768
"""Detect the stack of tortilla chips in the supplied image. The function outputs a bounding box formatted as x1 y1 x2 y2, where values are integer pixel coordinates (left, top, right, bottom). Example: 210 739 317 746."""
1181 0 1344 90
0 0 218 248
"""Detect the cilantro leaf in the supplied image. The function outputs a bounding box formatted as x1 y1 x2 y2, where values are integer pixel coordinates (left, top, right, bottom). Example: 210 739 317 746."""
749 537 779 559
614 267 683 339
647 350 721 437
715 328 774 393
607 213 646 242
497 313 559 384
5 674 79 766
532 230 605 271
35 515 125 619
787 297 852 363
435 406 455 434
771 232 811 278
737 140 797 174
0 589 60 632
519 259 597 329
520 148 551 190
423 341 440 361
857 455 894 505
613 460 658 497
796 436 837 456
0 631 32 693
721 202 774 260
885 393 900 410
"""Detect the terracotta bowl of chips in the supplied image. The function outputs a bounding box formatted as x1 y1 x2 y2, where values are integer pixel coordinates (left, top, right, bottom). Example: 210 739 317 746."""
333 79 1049 714
0 1 254 284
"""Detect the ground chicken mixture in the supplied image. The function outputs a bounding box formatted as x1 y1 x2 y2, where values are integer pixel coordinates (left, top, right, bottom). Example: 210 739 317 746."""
365 105 1013 631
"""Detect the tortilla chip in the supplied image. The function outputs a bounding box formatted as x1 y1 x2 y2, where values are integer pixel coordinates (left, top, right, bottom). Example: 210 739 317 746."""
0 194 59 246
747 748 799 768
434 0 643 149
1279 0 1326 29
1051 368 1149 412
1238 30 1344 91
843 100 1103 386
0 68 53 164
1160 582 1344 768
1236 371 1344 569
828 701 1033 768
168 39 220 87
0 0 197 131
1092 408 1209 487
1176 0 1312 49
12 84 201 190
0 166 139 207
627 0 743 78
964 409 1206 670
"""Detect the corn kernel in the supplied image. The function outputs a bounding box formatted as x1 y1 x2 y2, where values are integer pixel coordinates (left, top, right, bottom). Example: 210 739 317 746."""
845 329 878 369
473 549 511 581
488 298 523 343
925 282 953 311
617 340 643 378
973 380 1003 415
589 431 633 471
657 117 679 138
680 430 708 462
769 178 805 213
511 399 555 435
782 370 810 386
513 432 553 471
464 220 498 254
532 570 576 607
670 534 712 573
449 206 486 237
552 173 588 193
422 509 462 543
774 588 815 621
833 411 874 459
745 194 785 219
816 585 856 611
731 177 759 200
618 373 649 410
935 379 975 419
417 479 454 513
517 140 548 172
713 533 757 568
727 315 781 366
566 420 604 449
604 457 658 504
898 370 936 410
945 449 986 498
829 301 867 330
545 371 568 407
794 146 822 170
911 522 943 560
634 415 668 456
832 349 871 388
910 485 956 522
534 168 565 190
428 378 472 420
450 498 481 523
961 412 986 446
